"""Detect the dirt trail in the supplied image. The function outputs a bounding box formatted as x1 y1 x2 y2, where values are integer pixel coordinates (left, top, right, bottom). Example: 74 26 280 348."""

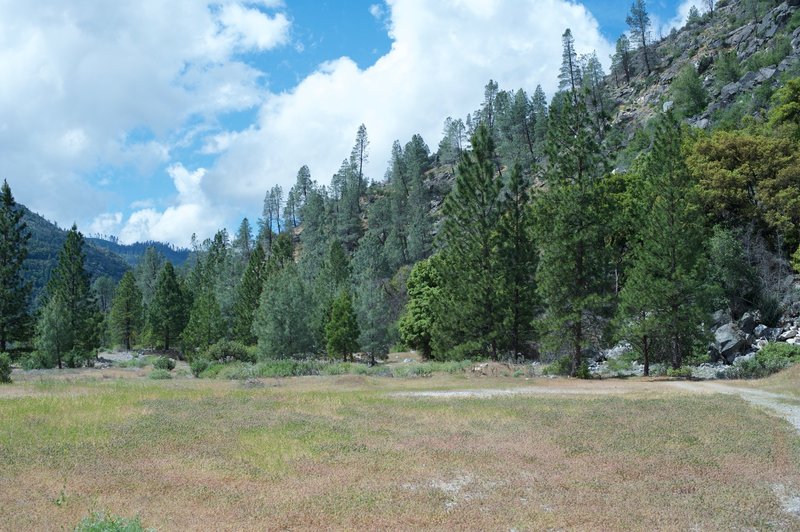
394 380 800 434
666 381 800 433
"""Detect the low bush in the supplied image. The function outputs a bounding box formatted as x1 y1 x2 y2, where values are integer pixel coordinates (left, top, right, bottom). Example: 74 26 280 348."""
74 510 148 532
666 366 694 379
721 342 800 379
542 355 572 376
153 357 175 371
0 352 11 383
190 359 210 378
149 369 173 380
205 340 255 364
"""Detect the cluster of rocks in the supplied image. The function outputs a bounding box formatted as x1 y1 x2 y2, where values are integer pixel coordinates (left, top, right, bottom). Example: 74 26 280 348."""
710 309 800 365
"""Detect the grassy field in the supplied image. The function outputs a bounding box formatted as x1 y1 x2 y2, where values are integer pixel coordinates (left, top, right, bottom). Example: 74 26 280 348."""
1 368 800 530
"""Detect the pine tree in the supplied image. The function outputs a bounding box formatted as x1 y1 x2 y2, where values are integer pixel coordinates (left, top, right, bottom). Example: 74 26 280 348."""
612 35 632 85
559 29 581 99
35 295 72 369
182 289 224 359
0 180 31 351
497 163 539 357
109 271 143 350
350 124 370 199
148 262 187 351
135 246 164 308
231 242 266 345
43 224 100 366
619 112 714 370
325 290 360 361
434 123 503 359
627 0 652 75
535 94 611 376
254 263 314 358
399 256 442 359
531 85 549 154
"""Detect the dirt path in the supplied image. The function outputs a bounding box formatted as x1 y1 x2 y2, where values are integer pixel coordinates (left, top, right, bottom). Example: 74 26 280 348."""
666 381 800 433
393 380 800 434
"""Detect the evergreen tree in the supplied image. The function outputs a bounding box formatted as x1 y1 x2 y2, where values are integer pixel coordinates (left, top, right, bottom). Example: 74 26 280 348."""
148 262 187 351
438 117 466 165
231 242 267 345
559 29 581 99
627 0 652 75
535 94 611 376
618 112 713 370
35 295 72 369
434 123 503 359
325 290 360 361
43 224 100 365
671 64 707 117
0 180 31 351
350 124 370 199
135 246 164 308
182 289 224 359
612 35 632 84
254 263 314 358
531 85 549 154
232 218 254 263
92 276 116 314
109 271 143 350
399 256 442 359
497 163 539 357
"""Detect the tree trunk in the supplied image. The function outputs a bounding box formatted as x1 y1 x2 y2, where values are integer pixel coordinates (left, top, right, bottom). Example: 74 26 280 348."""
642 335 650 377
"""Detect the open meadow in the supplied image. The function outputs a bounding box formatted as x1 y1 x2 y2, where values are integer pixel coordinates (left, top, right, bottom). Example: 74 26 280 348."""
1 365 800 531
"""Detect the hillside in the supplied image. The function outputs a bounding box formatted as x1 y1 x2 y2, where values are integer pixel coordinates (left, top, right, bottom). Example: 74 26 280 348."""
612 0 800 138
21 206 187 305
86 237 189 268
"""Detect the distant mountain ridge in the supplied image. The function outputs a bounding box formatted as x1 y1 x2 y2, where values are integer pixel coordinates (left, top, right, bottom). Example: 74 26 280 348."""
86 237 190 268
20 204 189 305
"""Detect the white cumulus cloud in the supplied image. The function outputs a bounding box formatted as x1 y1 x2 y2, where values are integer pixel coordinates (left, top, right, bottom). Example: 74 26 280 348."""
203 0 613 218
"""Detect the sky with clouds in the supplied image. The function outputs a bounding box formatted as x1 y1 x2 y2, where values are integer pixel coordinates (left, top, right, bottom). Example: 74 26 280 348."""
0 0 705 247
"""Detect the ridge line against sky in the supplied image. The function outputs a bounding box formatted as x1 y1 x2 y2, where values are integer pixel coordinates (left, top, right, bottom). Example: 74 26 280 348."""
0 0 704 247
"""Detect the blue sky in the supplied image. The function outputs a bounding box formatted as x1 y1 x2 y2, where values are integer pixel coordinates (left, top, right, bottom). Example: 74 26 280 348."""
0 0 699 246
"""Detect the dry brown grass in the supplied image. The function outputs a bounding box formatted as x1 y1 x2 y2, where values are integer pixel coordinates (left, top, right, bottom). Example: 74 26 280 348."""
1 372 799 530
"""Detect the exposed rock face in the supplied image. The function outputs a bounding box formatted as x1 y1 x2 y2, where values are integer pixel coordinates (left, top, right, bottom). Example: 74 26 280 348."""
609 0 800 143
713 323 750 364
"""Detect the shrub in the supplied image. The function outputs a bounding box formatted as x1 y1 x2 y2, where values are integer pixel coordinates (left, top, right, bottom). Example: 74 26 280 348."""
744 36 792 72
666 366 694 379
204 340 255 363
253 360 321 378
0 352 11 383
542 355 572 376
722 342 800 379
149 369 173 380
576 360 591 380
672 64 708 117
153 357 175 371
190 359 210 378
74 510 148 532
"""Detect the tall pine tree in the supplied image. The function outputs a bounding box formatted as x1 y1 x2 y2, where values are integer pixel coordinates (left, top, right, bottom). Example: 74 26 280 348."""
43 225 100 366
0 180 31 351
618 112 713 370
148 262 188 351
535 94 611 376
109 271 143 351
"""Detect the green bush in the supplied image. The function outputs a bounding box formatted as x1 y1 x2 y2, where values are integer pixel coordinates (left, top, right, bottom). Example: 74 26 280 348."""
576 360 591 379
542 355 572 376
153 357 175 371
74 510 148 532
251 360 322 378
744 36 792 72
204 340 255 363
0 352 11 383
672 64 708 117
667 366 694 379
149 369 173 380
722 342 800 379
190 359 210 378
